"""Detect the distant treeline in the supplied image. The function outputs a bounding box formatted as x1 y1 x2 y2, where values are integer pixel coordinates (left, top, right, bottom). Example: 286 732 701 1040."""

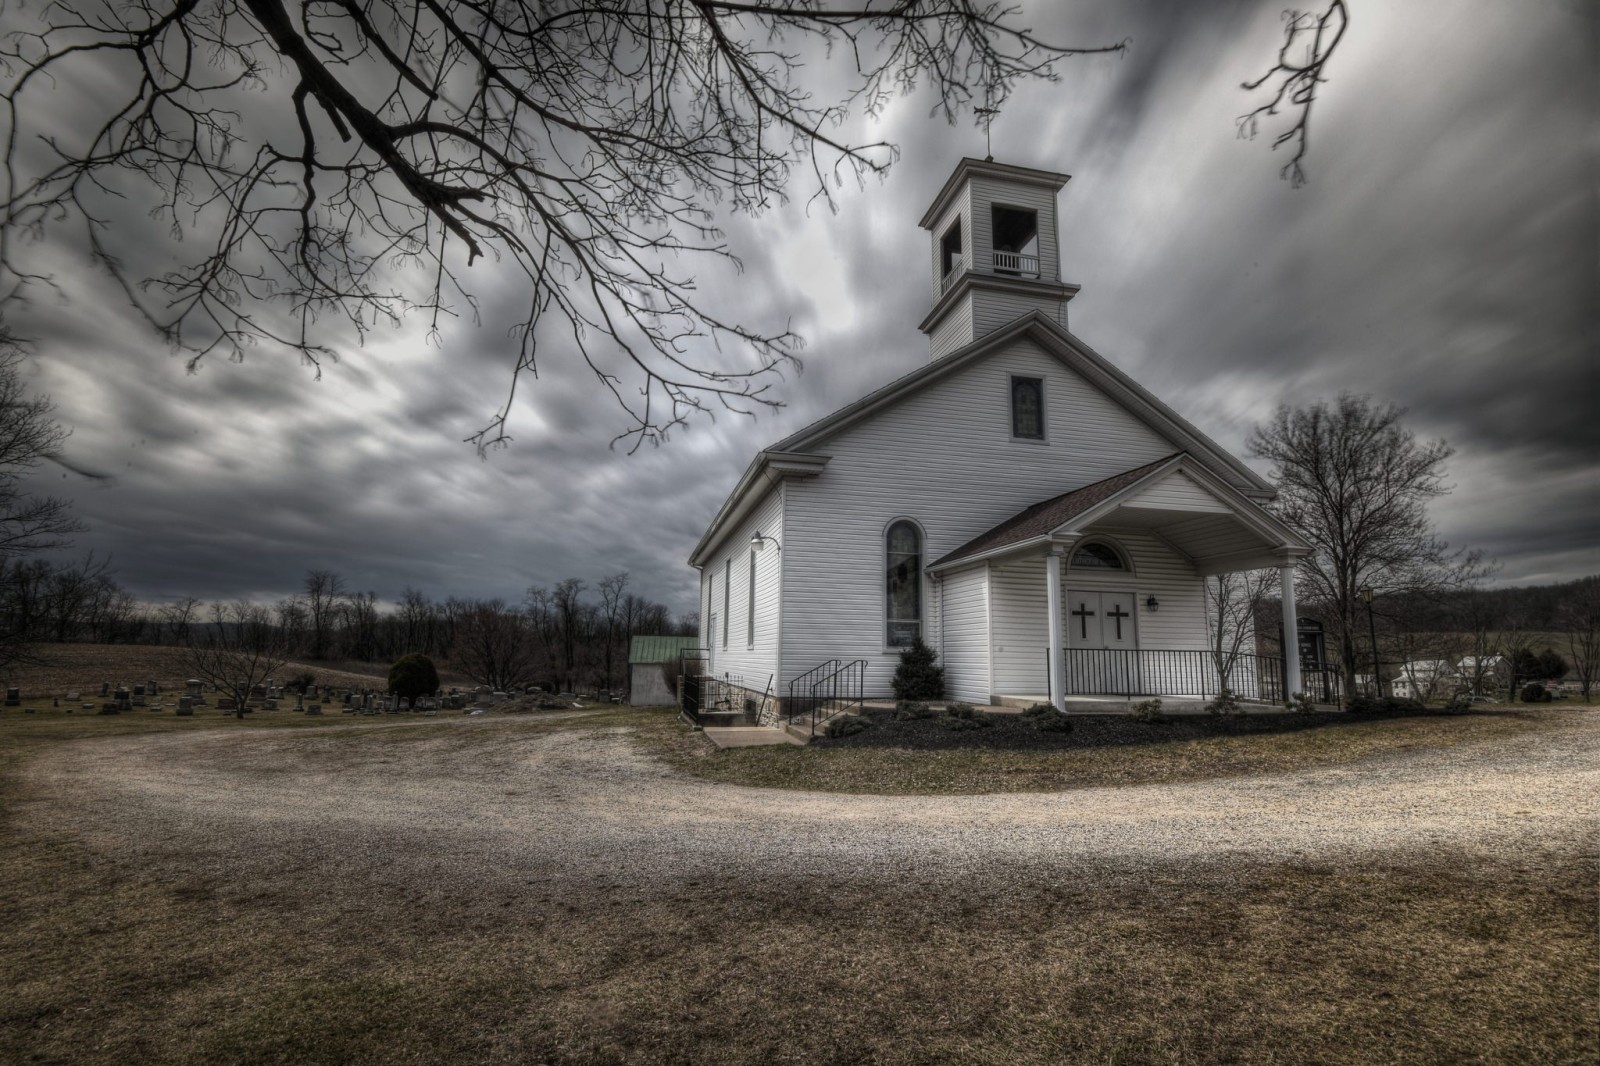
0 560 695 694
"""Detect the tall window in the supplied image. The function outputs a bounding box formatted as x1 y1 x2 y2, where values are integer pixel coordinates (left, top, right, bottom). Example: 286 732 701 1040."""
746 550 757 647
722 558 730 647
1012 376 1044 439
886 520 922 647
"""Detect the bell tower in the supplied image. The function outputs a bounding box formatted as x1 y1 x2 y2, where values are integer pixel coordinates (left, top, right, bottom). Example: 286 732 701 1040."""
917 158 1080 360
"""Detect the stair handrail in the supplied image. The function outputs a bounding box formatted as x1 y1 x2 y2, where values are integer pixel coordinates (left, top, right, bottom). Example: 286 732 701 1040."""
806 658 868 737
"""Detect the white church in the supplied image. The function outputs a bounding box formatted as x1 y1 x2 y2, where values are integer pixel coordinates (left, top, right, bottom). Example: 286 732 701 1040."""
689 157 1313 715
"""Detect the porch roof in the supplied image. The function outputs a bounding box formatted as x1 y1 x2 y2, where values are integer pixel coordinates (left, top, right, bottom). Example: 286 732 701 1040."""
929 453 1310 573
931 456 1179 568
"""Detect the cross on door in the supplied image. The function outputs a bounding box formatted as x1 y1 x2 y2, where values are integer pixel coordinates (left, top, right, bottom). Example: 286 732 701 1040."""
1106 603 1130 641
1071 602 1096 640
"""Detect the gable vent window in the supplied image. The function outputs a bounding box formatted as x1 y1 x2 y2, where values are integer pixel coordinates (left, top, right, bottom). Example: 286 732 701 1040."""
1011 376 1044 439
885 520 923 647
1071 543 1126 570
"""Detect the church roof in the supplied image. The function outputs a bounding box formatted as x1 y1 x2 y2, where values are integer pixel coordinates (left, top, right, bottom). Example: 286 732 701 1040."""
930 455 1182 569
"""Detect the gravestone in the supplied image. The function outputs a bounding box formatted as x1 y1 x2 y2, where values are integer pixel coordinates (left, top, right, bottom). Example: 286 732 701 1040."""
100 681 111 698
133 684 146 697
217 697 236 711
263 698 278 711
305 704 323 716
4 687 19 707
176 697 194 716
186 679 203 698
66 691 80 701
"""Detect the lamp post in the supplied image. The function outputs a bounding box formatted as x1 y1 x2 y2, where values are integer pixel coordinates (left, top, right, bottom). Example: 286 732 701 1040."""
1359 585 1382 698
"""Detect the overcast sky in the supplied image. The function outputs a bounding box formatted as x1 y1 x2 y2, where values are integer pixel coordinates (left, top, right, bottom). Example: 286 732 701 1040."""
8 0 1597 614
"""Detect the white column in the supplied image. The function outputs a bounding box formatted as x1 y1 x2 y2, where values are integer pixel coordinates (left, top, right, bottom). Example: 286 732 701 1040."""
1046 549 1065 709
1280 564 1301 698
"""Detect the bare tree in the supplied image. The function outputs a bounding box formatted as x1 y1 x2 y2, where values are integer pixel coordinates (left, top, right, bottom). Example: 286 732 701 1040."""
185 600 293 718
1238 0 1350 187
156 595 203 646
1250 394 1480 698
274 594 310 655
597 572 628 693
0 339 82 561
1560 577 1599 702
452 599 538 691
0 1 1125 451
303 569 346 659
1206 569 1275 692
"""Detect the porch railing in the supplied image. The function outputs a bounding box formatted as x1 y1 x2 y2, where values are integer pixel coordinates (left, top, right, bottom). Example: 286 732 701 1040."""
940 256 964 293
991 250 1040 276
786 659 866 738
1057 648 1343 704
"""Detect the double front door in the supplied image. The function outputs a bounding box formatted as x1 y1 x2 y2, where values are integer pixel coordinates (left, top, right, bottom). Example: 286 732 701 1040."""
1064 590 1136 693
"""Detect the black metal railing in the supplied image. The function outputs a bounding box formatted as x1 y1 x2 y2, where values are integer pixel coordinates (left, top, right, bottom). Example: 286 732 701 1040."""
786 659 866 737
678 649 709 723
1055 648 1343 704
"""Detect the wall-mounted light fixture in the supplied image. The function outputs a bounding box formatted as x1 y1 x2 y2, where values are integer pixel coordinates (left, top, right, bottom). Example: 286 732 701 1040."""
1145 595 1160 612
750 531 780 553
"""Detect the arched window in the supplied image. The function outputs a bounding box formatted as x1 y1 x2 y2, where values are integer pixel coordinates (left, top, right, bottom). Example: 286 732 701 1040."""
1070 542 1127 571
885 520 923 647
1011 377 1043 439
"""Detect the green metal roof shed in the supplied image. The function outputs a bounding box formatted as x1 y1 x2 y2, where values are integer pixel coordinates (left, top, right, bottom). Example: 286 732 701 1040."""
628 636 698 666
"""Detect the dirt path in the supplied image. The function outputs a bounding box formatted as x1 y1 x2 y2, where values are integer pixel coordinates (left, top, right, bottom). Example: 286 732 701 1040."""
13 713 1599 890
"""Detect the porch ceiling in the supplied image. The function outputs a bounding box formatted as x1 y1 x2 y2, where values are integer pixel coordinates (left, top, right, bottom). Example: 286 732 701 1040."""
1081 510 1285 574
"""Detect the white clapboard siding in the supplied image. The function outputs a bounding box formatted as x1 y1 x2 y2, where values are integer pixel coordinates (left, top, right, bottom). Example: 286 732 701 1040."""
1127 470 1232 512
970 287 1066 337
988 531 1207 697
940 565 991 702
697 483 784 695
778 337 1180 695
929 291 974 360
968 176 1060 279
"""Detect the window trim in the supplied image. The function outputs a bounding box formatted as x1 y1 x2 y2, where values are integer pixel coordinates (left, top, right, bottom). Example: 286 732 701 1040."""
883 517 926 651
1009 375 1047 442
1066 538 1134 575
940 217 963 279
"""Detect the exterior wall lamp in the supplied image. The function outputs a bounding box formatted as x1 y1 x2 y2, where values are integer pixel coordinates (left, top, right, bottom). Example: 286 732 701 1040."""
1144 595 1160 612
750 531 780 553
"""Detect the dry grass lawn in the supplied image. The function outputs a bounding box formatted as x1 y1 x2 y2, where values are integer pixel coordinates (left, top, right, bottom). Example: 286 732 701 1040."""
0 710 1594 1064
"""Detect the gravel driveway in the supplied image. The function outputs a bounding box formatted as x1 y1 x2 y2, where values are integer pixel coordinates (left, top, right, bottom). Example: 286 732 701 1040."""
15 713 1599 890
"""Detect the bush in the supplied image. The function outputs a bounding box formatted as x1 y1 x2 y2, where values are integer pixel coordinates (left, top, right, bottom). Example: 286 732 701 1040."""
1205 688 1243 717
1131 698 1165 723
292 672 316 694
1347 694 1426 715
825 714 870 738
1520 682 1547 704
1443 691 1474 714
894 699 935 721
1284 692 1316 716
891 638 946 701
388 654 441 701
943 702 993 730
1019 703 1057 719
1033 709 1073 734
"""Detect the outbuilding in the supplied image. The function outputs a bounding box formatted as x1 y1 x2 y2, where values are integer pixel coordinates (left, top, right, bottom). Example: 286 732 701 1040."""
628 636 698 706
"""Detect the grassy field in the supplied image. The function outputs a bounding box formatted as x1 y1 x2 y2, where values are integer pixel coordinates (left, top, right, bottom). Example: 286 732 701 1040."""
1 643 478 697
1 710 1594 1064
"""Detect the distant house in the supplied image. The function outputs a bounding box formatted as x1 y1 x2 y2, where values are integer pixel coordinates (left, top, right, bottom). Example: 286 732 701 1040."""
628 636 697 706
1457 655 1508 695
1390 660 1459 701
688 157 1318 713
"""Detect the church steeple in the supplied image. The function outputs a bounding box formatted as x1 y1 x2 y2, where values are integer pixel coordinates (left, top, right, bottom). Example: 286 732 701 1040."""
917 158 1081 360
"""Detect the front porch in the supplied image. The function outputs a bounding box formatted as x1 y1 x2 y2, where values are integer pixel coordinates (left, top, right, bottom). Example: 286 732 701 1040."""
929 455 1322 709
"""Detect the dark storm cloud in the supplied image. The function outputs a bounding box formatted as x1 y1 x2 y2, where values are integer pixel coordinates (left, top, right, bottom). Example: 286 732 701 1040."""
10 0 1595 614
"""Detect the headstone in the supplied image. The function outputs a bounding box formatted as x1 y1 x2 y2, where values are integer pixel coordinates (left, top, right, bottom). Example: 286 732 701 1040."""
66 691 80 701
4 687 19 707
306 704 323 716
114 687 129 703
217 697 236 711
100 681 111 698
294 693 304 711
263 698 278 711
186 679 203 697
149 680 159 696
133 684 146 697
177 697 194 716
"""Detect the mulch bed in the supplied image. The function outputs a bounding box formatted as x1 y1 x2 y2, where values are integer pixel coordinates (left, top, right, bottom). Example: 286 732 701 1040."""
811 706 1461 752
